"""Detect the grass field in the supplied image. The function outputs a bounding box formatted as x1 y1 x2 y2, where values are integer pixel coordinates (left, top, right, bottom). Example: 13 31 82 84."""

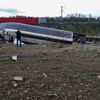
0 43 100 100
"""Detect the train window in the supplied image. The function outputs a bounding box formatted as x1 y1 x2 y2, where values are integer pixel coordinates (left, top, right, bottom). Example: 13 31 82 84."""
64 32 73 38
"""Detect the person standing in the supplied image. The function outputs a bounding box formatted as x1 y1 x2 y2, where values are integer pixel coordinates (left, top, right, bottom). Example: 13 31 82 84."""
1 29 5 43
16 30 21 47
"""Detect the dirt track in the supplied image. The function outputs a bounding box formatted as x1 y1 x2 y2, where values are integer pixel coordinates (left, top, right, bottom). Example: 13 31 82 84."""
0 55 100 62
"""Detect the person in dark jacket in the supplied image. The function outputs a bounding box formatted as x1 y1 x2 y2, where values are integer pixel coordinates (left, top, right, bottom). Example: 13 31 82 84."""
0 29 5 43
16 30 21 47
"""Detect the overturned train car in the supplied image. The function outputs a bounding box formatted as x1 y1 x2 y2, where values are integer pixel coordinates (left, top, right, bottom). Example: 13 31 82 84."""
0 22 73 44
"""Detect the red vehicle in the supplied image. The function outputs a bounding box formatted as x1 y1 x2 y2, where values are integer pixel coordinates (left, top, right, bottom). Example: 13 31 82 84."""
0 17 39 25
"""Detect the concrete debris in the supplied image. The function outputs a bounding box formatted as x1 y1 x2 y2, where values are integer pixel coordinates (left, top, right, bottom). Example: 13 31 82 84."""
42 73 47 78
13 76 24 81
97 75 100 79
40 83 45 87
13 83 18 87
12 55 17 61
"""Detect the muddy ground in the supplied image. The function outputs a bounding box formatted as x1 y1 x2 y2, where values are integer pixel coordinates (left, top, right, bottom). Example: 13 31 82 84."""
0 43 100 100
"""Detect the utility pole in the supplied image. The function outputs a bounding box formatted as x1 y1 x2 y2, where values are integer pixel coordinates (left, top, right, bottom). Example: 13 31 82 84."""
61 6 63 22
60 6 64 29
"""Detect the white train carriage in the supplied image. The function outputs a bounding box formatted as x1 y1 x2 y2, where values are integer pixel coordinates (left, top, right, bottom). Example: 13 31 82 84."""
0 22 73 44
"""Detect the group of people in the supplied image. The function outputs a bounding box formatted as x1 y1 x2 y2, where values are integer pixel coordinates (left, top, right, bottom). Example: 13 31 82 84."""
0 29 22 47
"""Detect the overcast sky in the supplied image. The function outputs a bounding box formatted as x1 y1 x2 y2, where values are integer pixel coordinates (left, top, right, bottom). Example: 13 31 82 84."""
0 0 99 17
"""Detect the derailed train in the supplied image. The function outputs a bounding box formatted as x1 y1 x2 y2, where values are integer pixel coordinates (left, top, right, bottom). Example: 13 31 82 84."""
0 22 74 44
